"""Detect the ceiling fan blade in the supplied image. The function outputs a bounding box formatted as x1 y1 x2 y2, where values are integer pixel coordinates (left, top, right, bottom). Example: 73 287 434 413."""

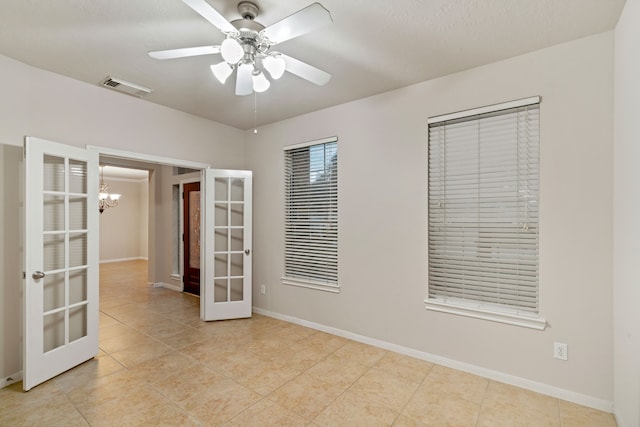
148 45 220 60
182 0 237 34
261 3 332 44
235 63 254 96
279 53 331 86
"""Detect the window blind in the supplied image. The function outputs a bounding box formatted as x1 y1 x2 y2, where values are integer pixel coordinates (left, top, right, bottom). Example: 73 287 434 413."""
428 100 539 315
284 138 338 289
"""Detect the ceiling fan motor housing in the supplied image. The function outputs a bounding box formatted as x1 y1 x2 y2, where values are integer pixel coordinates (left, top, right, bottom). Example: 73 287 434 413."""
238 1 259 20
230 2 270 64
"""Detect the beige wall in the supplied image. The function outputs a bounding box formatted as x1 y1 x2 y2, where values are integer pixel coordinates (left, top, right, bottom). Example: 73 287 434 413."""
613 0 640 425
247 32 614 406
99 177 148 262
0 145 23 385
0 53 245 382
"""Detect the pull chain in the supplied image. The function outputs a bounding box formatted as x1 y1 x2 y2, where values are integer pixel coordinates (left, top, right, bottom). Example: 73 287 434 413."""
253 92 258 134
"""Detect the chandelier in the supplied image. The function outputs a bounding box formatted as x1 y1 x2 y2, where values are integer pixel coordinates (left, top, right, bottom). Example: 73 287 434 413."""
98 165 121 214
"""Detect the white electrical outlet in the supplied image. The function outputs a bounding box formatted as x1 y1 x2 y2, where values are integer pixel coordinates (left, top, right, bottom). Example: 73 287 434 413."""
260 284 266 295
554 342 568 361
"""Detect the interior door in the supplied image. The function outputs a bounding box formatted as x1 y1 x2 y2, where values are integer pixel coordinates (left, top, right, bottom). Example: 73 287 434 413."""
24 137 99 391
183 181 201 295
202 169 252 321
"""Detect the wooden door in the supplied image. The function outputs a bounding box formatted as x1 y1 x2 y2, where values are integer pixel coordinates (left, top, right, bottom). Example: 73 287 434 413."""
183 181 201 295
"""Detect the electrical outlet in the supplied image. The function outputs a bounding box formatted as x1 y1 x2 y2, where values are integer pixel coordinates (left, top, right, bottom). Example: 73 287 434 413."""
554 342 568 361
260 284 266 295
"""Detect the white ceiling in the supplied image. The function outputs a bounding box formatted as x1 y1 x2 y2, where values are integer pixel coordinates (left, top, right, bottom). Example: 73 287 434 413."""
0 0 625 130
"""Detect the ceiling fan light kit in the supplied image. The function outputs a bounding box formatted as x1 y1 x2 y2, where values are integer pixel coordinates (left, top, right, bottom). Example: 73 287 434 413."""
149 0 333 96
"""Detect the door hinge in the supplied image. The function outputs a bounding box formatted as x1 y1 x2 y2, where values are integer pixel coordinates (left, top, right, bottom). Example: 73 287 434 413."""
182 233 184 242
182 191 184 199
23 272 26 279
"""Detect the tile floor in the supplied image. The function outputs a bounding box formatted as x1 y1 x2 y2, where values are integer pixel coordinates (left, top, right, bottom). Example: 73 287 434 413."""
0 260 617 426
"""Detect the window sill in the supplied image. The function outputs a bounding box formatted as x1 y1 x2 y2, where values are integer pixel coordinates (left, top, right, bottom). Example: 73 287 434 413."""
424 299 546 330
282 277 340 293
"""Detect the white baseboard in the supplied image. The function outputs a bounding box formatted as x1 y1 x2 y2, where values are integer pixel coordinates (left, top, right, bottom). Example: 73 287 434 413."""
252 307 613 413
152 281 182 292
100 257 148 264
1 371 23 389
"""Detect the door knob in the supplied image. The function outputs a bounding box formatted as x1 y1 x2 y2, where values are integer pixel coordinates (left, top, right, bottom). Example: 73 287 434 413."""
244 249 251 255
32 271 45 280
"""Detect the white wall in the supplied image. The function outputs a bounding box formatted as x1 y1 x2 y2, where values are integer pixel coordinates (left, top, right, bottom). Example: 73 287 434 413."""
0 53 246 382
247 32 614 407
613 0 640 425
99 177 148 262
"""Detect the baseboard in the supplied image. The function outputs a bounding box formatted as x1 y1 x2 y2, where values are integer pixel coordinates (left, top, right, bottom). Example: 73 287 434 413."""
99 257 148 264
152 281 182 292
1 371 23 389
252 306 614 413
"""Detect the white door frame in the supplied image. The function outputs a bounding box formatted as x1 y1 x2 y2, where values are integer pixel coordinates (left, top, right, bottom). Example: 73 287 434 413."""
88 146 210 315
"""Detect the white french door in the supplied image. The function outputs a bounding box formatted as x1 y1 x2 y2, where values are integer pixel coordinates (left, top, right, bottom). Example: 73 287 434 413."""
24 137 99 391
202 169 252 321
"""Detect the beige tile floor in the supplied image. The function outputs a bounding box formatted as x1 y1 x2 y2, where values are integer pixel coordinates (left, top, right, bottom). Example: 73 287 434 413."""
0 260 617 426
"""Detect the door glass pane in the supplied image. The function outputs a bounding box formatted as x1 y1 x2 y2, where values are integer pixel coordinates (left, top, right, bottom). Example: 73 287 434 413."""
189 191 201 269
230 254 243 277
43 155 65 192
69 160 87 194
44 234 65 271
230 228 243 252
230 178 244 201
43 195 65 232
215 204 228 226
230 278 243 301
43 272 65 312
230 203 244 226
69 306 87 343
215 178 228 201
43 312 65 353
69 233 87 268
69 196 87 230
215 229 228 252
69 269 87 305
214 279 228 302
215 254 228 278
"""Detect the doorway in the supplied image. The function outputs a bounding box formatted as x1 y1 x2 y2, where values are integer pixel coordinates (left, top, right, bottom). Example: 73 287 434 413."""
23 139 253 390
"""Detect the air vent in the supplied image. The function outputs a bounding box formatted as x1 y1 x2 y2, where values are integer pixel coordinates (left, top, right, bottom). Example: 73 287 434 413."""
101 77 152 97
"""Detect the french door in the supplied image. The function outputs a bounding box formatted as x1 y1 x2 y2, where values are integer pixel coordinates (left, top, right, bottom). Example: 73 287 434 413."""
23 140 253 389
202 169 253 321
24 137 99 391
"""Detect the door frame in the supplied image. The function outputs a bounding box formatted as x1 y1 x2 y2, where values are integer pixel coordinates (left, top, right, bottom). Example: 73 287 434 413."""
87 146 210 314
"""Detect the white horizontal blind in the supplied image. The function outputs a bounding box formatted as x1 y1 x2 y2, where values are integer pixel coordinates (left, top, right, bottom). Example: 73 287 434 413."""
428 102 539 315
284 139 338 286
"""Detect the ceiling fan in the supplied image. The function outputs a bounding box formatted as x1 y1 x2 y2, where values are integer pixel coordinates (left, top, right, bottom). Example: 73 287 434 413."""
149 0 333 96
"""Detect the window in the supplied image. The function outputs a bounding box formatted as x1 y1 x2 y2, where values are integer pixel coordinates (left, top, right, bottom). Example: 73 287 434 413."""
426 97 544 329
283 137 338 292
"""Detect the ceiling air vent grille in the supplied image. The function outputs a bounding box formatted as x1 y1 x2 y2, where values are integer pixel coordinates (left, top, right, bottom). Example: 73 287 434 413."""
101 77 152 97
